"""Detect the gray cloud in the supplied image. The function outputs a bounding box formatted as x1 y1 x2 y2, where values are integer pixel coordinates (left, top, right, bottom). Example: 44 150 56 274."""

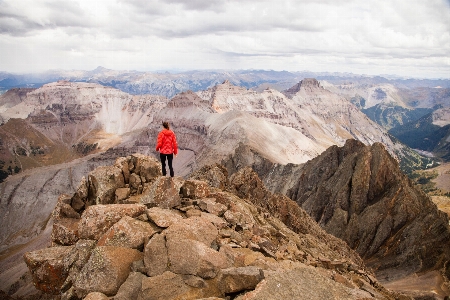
0 0 93 36
0 0 448 78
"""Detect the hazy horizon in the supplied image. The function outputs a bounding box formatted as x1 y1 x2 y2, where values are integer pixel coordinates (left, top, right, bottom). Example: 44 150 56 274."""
1 0 449 79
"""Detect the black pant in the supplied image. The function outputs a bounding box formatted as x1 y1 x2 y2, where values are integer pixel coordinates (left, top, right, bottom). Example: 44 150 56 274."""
160 153 174 177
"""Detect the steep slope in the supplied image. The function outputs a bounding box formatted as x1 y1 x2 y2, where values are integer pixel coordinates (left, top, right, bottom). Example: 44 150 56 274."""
198 78 396 156
0 118 79 181
283 140 450 284
0 88 35 115
0 82 170 178
389 108 450 161
362 103 433 130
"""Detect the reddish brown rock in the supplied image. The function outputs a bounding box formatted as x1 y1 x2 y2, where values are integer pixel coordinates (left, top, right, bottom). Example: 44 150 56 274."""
167 238 229 279
115 157 131 184
217 266 264 294
138 271 222 300
114 272 147 300
130 153 161 183
198 198 227 216
115 187 131 203
147 207 184 228
71 176 88 211
189 164 229 190
181 180 210 199
51 218 80 246
88 165 125 205
84 291 109 300
52 194 73 221
144 233 168 277
60 239 97 296
200 212 228 230
139 177 181 208
129 173 142 192
78 204 147 240
97 215 159 249
164 216 218 246
24 246 73 294
73 246 143 297
186 208 202 218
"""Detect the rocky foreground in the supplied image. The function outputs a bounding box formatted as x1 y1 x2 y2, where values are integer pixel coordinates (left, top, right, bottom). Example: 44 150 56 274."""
21 154 408 300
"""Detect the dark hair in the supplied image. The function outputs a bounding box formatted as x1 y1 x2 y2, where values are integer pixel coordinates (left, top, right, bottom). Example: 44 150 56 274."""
162 121 169 129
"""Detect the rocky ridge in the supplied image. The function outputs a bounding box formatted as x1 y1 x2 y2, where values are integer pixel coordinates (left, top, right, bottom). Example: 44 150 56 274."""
285 140 450 297
22 154 406 300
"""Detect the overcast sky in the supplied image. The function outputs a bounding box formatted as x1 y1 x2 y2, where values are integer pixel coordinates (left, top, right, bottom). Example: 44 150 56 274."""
0 0 449 78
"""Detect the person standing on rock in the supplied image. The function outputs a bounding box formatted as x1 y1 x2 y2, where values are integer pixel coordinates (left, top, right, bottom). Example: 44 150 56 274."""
155 121 178 177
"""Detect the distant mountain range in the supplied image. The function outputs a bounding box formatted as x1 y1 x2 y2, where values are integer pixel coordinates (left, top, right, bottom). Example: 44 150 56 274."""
2 67 450 98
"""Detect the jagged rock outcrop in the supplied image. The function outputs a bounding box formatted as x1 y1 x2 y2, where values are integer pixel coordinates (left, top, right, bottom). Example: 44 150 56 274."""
23 154 406 299
284 139 450 285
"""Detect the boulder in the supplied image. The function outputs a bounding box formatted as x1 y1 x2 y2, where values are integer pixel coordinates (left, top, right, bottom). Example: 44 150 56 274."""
147 207 184 228
114 272 147 300
23 246 73 294
52 194 74 221
144 233 168 277
139 177 181 208
51 218 80 246
200 212 228 230
60 239 97 295
167 238 229 279
97 215 159 249
188 164 229 190
217 266 264 294
129 173 142 192
73 246 143 297
198 198 227 216
130 153 161 183
88 165 125 205
71 176 89 211
78 204 146 240
219 245 265 268
164 216 218 246
234 266 377 300
84 292 109 300
115 187 131 202
186 209 202 218
115 157 131 184
180 180 210 199
138 271 221 300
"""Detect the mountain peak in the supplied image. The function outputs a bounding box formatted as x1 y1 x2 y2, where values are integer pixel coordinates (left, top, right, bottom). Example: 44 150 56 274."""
283 78 322 98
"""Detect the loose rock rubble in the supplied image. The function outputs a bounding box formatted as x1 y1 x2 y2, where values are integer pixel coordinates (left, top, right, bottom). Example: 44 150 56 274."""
24 154 411 299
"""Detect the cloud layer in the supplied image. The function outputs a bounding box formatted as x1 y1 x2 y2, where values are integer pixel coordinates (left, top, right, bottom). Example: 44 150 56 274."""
0 0 449 78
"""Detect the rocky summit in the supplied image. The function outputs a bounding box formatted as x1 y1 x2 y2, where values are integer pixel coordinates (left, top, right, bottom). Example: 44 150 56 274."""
22 154 407 300
279 140 450 298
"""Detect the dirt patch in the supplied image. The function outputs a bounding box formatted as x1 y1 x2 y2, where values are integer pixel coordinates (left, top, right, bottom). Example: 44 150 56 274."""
382 271 450 299
432 162 450 193
432 196 450 218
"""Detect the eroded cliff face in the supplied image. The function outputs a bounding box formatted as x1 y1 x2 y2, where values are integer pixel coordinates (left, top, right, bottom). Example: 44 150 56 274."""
285 140 450 282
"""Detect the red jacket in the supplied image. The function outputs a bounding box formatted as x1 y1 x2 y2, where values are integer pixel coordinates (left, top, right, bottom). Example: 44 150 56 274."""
156 129 178 155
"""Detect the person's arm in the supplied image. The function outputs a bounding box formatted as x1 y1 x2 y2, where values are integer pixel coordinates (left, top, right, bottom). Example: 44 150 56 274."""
155 132 163 151
173 133 178 155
